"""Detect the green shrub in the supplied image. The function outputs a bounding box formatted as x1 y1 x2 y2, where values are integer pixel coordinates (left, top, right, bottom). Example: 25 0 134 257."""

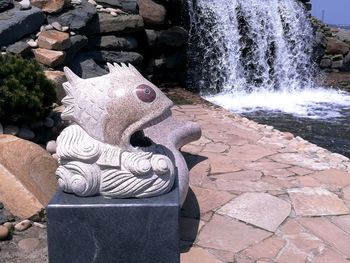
0 55 57 124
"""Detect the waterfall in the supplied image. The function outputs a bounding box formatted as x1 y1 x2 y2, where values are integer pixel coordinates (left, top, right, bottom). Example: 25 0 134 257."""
186 0 350 120
187 0 315 94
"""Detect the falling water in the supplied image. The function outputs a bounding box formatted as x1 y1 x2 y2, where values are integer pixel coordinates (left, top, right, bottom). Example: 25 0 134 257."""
187 0 350 157
187 0 316 94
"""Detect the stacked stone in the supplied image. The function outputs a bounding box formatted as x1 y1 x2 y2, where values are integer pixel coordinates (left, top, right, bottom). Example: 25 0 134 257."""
1 0 187 87
312 18 350 72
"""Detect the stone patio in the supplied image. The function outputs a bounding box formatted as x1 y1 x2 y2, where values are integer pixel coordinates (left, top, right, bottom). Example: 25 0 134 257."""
3 89 350 262
174 90 350 263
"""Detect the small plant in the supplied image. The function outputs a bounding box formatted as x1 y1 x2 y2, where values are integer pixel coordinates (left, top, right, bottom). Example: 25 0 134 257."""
0 55 57 124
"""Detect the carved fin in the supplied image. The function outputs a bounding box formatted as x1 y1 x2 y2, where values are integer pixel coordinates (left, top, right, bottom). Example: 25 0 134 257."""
107 62 115 72
127 63 143 77
61 105 75 120
62 82 73 96
64 67 81 85
62 95 74 107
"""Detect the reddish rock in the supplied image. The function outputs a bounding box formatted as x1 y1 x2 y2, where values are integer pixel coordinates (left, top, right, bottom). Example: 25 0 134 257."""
30 0 67 13
137 0 166 26
212 170 262 181
217 192 291 232
33 48 65 67
287 166 313 176
243 236 285 260
298 217 350 257
229 144 277 162
197 214 271 252
181 247 221 263
288 187 349 216
332 215 350 233
0 135 57 218
312 248 349 263
343 185 350 201
203 152 241 174
37 30 71 50
18 238 40 251
0 225 9 240
275 246 308 263
279 219 325 253
326 38 350 55
203 142 229 153
310 169 350 188
182 186 234 215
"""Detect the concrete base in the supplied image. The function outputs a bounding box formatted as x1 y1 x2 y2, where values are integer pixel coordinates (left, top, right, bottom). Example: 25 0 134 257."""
47 180 180 263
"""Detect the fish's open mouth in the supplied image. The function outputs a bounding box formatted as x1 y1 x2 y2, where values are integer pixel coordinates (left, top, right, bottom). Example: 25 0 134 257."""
129 109 172 148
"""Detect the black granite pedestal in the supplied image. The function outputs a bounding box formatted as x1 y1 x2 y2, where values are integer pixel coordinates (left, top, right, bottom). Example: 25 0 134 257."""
47 181 180 263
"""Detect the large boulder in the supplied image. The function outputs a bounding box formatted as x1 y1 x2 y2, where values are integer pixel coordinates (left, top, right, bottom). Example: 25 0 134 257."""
69 55 108 78
82 13 143 35
326 38 350 55
0 5 45 46
137 0 166 26
146 26 187 48
6 40 31 56
89 35 138 50
64 34 88 64
47 0 96 31
81 50 143 65
30 0 67 13
0 135 57 218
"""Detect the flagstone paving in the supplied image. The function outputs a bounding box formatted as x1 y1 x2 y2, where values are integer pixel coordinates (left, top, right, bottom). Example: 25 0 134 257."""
173 89 350 263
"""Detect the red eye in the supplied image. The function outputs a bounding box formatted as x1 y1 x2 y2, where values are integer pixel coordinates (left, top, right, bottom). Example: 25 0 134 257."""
136 84 156 103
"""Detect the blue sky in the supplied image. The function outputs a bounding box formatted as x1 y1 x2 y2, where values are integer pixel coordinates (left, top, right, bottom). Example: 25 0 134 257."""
311 0 350 24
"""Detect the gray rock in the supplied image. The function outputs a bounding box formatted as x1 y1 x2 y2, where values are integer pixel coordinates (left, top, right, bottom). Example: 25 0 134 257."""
6 40 31 56
69 55 108 78
0 123 3 134
82 50 143 65
332 55 343 69
4 125 19 135
153 52 186 70
0 0 13 12
342 52 350 71
95 0 136 12
51 21 62 31
146 26 188 48
320 58 331 68
0 5 45 46
17 127 35 140
44 117 54 128
47 0 97 31
82 13 143 35
64 34 88 64
89 35 137 50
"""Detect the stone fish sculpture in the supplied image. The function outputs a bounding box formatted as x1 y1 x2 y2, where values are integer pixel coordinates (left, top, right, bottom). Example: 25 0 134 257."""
56 63 201 204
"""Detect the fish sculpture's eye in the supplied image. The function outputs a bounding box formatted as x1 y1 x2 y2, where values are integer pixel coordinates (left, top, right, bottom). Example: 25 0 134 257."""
136 84 156 103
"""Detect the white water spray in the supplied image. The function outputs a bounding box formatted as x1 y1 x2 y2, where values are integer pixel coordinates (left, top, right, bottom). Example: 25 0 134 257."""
187 0 350 119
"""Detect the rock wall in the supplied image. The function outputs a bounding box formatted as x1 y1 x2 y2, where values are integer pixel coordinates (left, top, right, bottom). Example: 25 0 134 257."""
1 0 187 87
312 18 350 73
